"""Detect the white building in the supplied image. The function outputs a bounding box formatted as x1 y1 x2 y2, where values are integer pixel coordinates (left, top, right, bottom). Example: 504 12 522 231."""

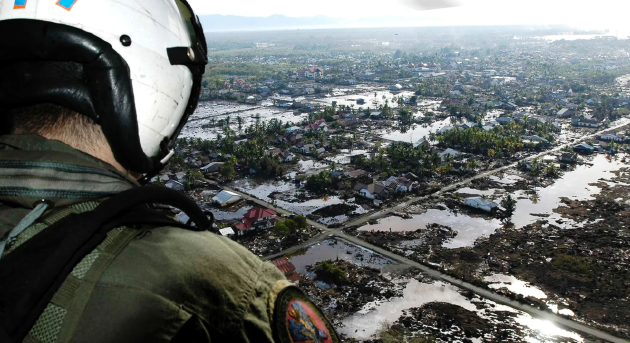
212 190 242 207
464 197 499 212
219 228 235 237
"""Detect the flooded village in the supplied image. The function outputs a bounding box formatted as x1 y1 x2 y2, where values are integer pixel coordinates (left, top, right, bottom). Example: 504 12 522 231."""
160 27 630 342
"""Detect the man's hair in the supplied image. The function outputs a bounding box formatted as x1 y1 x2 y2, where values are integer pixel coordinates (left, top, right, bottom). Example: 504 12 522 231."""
6 103 111 159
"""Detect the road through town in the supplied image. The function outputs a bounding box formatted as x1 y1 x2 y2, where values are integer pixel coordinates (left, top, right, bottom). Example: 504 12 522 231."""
206 120 630 342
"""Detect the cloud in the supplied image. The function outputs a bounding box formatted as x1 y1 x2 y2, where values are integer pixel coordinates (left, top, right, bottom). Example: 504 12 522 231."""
398 0 463 11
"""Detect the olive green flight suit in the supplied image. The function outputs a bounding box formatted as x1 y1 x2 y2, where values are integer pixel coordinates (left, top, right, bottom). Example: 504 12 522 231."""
0 134 302 343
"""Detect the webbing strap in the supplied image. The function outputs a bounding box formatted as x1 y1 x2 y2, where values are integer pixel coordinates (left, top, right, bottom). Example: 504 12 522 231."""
0 202 49 260
0 186 212 342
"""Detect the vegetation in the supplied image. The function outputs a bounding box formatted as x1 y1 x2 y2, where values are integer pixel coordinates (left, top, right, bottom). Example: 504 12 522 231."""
305 171 333 193
436 120 556 156
500 194 517 221
552 254 595 277
313 260 349 285
273 216 308 237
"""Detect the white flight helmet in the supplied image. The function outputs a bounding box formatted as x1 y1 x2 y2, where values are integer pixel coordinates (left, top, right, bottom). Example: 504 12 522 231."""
0 0 207 176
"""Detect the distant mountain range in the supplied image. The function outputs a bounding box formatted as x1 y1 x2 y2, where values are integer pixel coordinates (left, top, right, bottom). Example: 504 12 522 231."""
198 14 341 32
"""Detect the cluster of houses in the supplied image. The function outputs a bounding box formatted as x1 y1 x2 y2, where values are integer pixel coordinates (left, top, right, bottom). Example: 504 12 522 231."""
351 172 419 205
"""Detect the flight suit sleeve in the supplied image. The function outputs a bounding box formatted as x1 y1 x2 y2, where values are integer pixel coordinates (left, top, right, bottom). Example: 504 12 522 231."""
241 261 340 343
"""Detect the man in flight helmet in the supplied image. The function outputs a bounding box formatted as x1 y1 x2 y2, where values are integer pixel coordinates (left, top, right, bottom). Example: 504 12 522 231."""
0 1 339 342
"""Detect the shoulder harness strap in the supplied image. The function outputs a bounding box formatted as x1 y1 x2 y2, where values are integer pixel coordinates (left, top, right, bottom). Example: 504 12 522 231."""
0 186 213 342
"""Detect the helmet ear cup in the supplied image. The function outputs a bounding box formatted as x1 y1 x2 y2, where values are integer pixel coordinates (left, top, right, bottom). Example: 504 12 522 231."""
0 19 153 173
0 0 208 174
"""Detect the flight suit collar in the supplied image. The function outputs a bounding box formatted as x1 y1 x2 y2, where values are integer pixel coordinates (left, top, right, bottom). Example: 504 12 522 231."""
0 134 138 209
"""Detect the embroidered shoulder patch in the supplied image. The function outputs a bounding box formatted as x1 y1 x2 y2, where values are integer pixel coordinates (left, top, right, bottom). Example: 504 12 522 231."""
272 286 339 343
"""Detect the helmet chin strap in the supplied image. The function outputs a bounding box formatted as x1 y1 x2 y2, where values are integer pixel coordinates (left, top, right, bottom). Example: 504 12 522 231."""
138 158 169 185
138 148 175 185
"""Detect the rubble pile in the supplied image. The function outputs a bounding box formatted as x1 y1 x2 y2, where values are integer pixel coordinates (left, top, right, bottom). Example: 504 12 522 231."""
299 260 407 323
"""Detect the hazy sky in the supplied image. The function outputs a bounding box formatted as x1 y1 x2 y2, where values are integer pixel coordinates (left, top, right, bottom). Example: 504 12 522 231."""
188 0 630 32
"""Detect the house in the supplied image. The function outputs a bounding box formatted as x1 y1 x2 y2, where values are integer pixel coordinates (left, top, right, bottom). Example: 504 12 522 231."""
344 169 367 179
301 67 324 79
234 207 278 234
271 257 300 283
305 119 328 132
370 111 382 119
573 143 594 154
464 197 499 212
383 176 414 192
560 153 578 163
277 132 303 144
201 162 224 173
286 126 302 133
524 135 550 144
389 84 403 91
354 182 389 200
597 133 625 142
212 190 242 207
572 117 601 128
414 138 430 148
165 180 185 191
296 144 315 154
557 108 574 118
219 228 235 237
278 151 295 162
496 117 513 125
439 148 461 160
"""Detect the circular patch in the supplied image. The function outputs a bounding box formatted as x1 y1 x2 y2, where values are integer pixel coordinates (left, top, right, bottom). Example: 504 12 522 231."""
273 287 339 343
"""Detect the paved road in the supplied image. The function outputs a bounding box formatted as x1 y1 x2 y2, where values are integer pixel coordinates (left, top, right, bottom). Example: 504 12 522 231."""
207 120 630 342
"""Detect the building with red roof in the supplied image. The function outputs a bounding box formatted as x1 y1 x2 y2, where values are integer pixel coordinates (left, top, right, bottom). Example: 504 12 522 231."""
234 207 278 234
271 257 300 283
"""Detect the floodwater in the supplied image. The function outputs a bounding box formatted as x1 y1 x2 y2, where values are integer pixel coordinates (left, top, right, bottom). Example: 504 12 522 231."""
339 280 477 339
456 187 499 196
312 89 416 109
298 159 329 172
181 102 307 140
511 154 627 229
288 238 393 275
489 174 524 185
358 208 504 249
326 149 370 165
381 117 451 143
210 205 253 221
232 179 363 217
339 279 585 342
484 274 548 299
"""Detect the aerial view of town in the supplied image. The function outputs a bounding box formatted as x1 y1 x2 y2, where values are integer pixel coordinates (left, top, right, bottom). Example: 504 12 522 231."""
158 14 630 343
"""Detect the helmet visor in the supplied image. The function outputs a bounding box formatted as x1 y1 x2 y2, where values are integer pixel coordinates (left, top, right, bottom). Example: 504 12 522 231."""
172 0 207 64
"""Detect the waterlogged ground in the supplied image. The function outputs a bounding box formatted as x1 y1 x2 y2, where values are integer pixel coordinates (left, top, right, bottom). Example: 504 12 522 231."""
292 240 591 342
180 100 307 140
288 238 394 275
358 207 504 249
339 279 588 342
231 178 368 223
356 154 629 250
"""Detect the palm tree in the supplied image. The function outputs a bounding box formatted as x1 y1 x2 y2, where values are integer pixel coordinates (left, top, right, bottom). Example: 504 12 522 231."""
235 116 243 133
